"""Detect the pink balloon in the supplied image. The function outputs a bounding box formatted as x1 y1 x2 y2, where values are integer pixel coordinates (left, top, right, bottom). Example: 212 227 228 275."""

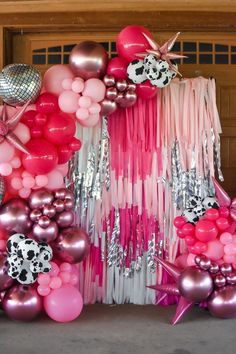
50 262 60 277
220 232 233 245
43 65 74 96
204 240 224 261
88 102 101 114
62 78 73 90
60 262 72 272
136 81 158 100
22 176 35 189
35 175 48 187
11 177 23 190
37 285 50 297
46 170 64 190
10 157 21 169
116 25 154 62
19 187 31 198
107 57 128 79
0 163 12 176
195 220 218 242
224 243 236 255
56 164 68 177
0 141 15 163
223 254 236 264
79 96 92 109
186 253 197 267
69 274 79 286
60 271 71 284
13 123 31 144
44 284 83 322
58 91 79 113
38 273 51 286
49 276 62 289
175 253 188 268
78 114 100 127
76 107 89 120
36 93 59 114
82 78 106 103
71 79 84 93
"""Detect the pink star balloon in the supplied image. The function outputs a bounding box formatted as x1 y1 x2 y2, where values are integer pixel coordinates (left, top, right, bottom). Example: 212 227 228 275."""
136 32 187 75
0 101 30 154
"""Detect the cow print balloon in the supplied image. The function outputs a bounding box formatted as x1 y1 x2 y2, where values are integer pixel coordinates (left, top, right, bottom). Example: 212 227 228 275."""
39 242 53 259
7 254 23 268
182 209 199 224
188 195 202 209
17 262 38 285
17 239 40 261
127 59 147 84
151 72 171 88
155 60 169 73
143 54 158 68
30 260 51 274
6 233 26 255
194 205 206 217
203 196 219 209
8 265 21 279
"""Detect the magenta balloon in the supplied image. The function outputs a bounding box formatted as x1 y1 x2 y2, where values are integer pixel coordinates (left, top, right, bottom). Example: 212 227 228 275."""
0 253 14 292
103 74 116 87
0 198 31 233
43 204 56 218
178 266 213 302
38 215 51 229
116 25 154 62
29 189 54 210
54 227 90 264
136 81 158 100
56 211 74 228
106 87 118 100
208 286 236 318
3 285 43 321
32 221 58 243
107 57 128 80
100 99 117 116
69 41 108 80
116 79 128 92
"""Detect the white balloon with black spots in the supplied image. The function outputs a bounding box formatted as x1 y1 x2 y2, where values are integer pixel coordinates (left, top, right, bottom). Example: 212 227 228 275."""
150 72 171 88
143 54 158 68
188 195 202 209
6 233 26 255
202 196 219 209
29 259 51 273
17 261 38 285
39 242 53 260
182 209 199 224
146 66 162 82
127 59 147 84
17 239 40 261
194 205 206 217
155 60 169 74
8 265 21 279
7 254 23 268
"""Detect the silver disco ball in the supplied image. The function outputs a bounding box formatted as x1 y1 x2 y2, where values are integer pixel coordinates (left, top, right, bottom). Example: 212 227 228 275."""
0 63 42 106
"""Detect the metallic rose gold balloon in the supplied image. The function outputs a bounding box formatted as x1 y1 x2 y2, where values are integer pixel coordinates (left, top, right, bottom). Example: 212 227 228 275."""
43 204 56 218
69 41 108 80
178 267 213 302
209 261 219 274
220 263 233 276
214 274 226 288
0 198 31 233
30 209 42 222
103 74 115 87
0 253 14 292
55 211 74 228
100 99 117 116
115 92 125 104
127 82 136 92
208 286 236 318
53 199 65 213
54 227 90 264
226 272 236 285
106 87 118 101
29 189 54 210
194 255 202 265
32 221 58 243
3 285 43 321
120 90 137 108
64 199 74 211
64 190 74 201
116 79 127 92
199 258 211 271
38 215 50 229
54 189 67 200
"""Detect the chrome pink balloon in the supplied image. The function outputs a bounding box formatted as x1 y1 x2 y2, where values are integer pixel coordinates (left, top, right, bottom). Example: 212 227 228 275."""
64 190 74 201
208 286 236 318
53 199 65 213
0 198 31 233
100 99 117 116
121 90 137 107
214 274 226 288
32 221 58 243
0 253 14 292
106 87 118 101
64 199 74 211
3 285 43 321
69 41 108 80
54 189 67 200
226 273 236 285
30 209 42 222
220 263 232 276
43 204 56 218
54 227 90 264
103 74 116 87
55 211 74 228
29 189 54 209
209 261 219 274
178 267 213 302
116 79 127 92
38 215 50 229
199 258 211 271
127 82 136 92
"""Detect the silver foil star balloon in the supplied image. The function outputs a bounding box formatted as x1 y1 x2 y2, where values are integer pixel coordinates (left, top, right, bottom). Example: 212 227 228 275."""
0 63 42 106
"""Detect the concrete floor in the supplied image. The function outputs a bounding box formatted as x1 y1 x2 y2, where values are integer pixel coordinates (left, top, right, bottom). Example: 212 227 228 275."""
0 304 235 354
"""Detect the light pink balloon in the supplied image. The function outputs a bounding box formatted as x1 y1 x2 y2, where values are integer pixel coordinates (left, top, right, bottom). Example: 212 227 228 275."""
220 232 233 245
44 284 83 322
76 107 89 120
22 176 35 189
58 91 79 113
35 175 49 187
204 239 224 260
60 263 72 272
89 102 101 114
82 78 106 103
43 65 74 96
19 187 31 199
13 123 31 144
56 164 69 177
50 276 62 289
223 254 236 264
78 96 92 108
0 163 12 176
10 157 21 169
37 285 50 297
60 271 71 284
0 141 15 163
11 177 23 190
46 170 64 190
62 78 73 90
71 79 84 93
224 243 236 255
78 114 100 127
186 253 197 267
50 262 60 277
38 273 51 286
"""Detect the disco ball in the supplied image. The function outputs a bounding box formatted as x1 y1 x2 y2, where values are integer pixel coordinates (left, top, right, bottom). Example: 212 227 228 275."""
0 63 42 106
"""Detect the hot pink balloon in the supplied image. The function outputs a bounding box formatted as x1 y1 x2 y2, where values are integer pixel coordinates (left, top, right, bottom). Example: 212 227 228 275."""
136 81 158 100
107 57 128 79
69 41 108 80
44 284 83 322
36 92 59 114
3 285 43 321
44 112 76 145
116 25 154 62
54 227 90 264
43 65 74 96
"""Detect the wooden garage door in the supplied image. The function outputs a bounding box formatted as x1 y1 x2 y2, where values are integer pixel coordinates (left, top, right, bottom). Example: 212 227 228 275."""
11 31 236 196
